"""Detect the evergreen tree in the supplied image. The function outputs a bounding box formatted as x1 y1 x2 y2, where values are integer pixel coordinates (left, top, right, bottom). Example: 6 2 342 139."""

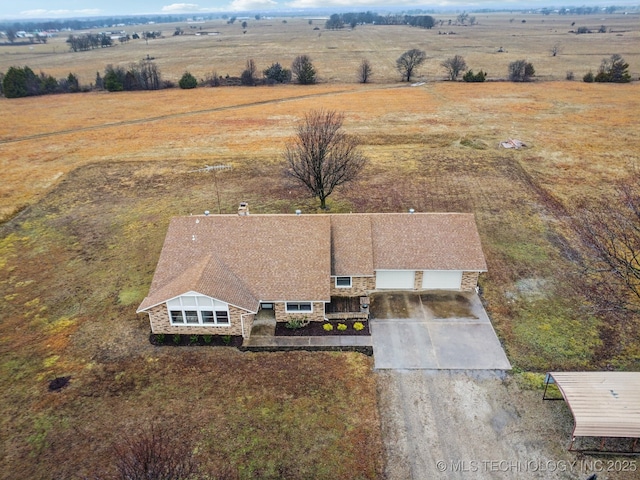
2 66 28 98
179 71 198 89
595 54 631 83
291 55 316 85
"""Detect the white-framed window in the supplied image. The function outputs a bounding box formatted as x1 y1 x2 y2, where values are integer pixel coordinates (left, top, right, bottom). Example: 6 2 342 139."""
285 302 313 313
167 294 230 326
335 276 352 288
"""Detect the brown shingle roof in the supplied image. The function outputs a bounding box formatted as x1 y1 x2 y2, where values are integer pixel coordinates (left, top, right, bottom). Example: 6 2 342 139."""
330 215 374 276
138 212 486 313
370 213 487 271
137 254 260 312
138 215 331 313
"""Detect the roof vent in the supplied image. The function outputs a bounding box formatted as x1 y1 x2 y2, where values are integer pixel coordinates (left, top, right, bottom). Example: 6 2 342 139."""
238 202 249 216
204 210 210 216
295 209 302 216
409 208 415 214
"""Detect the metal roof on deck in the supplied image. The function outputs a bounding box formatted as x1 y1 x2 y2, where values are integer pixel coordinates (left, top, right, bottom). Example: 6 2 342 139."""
549 372 640 438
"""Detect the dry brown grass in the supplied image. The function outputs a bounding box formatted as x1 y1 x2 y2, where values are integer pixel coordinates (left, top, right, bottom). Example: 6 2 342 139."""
1 16 640 477
2 81 638 220
0 160 383 479
0 13 638 84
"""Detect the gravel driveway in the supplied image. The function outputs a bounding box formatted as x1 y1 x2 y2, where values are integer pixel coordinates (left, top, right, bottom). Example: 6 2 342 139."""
376 370 639 480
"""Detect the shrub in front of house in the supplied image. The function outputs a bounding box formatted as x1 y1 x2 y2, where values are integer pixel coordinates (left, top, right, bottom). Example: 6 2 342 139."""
337 323 347 331
286 317 310 329
323 323 334 331
353 322 365 331
150 333 242 346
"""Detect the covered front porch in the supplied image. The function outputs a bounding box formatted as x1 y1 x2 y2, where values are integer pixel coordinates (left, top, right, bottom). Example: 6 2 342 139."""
325 296 370 320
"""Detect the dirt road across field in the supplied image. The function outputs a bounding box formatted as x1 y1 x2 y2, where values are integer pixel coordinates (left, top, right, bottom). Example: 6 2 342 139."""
376 370 638 480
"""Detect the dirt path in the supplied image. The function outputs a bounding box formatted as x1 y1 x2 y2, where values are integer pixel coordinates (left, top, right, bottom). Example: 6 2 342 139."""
376 370 638 480
0 83 402 145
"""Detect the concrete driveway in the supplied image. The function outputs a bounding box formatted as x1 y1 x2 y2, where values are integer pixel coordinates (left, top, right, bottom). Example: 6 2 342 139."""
369 292 511 370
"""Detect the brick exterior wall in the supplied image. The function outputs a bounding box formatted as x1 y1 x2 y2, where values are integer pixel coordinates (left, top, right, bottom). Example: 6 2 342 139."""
413 271 424 290
461 271 480 292
275 301 326 322
241 311 255 338
147 304 252 336
330 276 376 296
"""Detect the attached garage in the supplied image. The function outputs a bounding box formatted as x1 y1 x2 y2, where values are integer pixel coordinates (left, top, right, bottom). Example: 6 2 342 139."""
376 270 415 290
422 270 462 290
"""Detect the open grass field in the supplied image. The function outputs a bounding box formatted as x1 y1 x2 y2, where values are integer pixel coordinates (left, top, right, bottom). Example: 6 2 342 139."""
0 12 639 84
1 12 640 478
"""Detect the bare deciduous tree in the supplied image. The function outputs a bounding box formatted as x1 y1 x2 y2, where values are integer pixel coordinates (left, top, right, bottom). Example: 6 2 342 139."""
577 180 640 313
357 59 372 83
129 60 162 90
241 58 257 85
113 423 200 480
550 43 562 57
508 59 535 82
457 12 469 24
6 28 17 43
284 109 366 209
396 48 426 82
441 55 467 81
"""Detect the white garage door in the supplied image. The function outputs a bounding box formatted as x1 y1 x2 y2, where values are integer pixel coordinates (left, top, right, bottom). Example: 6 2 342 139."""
376 270 415 289
422 270 463 290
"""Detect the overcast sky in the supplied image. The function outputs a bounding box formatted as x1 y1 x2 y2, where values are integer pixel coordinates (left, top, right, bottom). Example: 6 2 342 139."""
1 0 635 20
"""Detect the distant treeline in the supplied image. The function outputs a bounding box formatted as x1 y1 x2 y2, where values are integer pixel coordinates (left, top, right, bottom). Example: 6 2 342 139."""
0 15 213 33
66 33 116 52
65 32 160 52
542 6 619 15
1 5 626 33
0 62 166 98
325 12 436 29
1 66 83 97
0 51 633 99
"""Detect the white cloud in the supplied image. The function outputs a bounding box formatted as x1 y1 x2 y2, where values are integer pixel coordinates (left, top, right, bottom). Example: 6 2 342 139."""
286 0 499 7
76 9 103 15
161 3 203 13
228 0 278 10
20 8 102 17
286 0 412 7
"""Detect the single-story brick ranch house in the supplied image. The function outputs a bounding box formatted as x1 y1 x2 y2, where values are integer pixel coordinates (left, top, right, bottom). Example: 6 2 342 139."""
137 211 487 338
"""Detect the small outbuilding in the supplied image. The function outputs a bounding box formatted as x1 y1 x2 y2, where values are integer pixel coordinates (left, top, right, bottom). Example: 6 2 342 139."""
544 371 640 453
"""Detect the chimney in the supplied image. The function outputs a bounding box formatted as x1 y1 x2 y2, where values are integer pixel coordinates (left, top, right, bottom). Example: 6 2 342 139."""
238 202 249 216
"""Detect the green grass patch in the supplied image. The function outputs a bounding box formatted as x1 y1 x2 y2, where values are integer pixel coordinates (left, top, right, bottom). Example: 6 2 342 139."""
513 371 547 390
511 298 602 370
117 288 146 306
